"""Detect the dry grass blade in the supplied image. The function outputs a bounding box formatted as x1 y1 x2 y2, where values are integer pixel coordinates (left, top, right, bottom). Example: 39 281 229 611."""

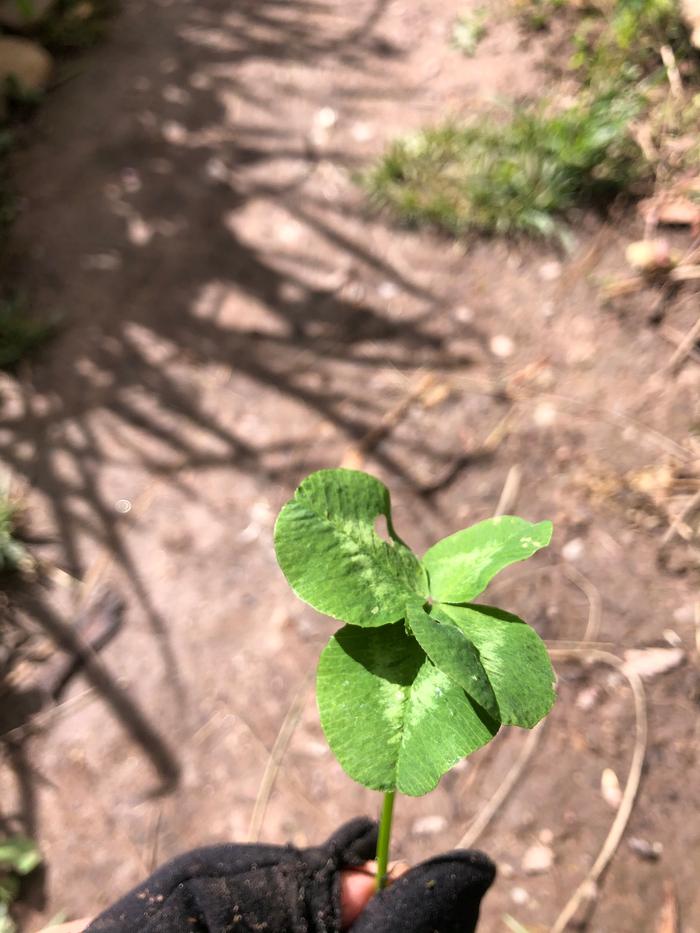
247 670 314 843
660 45 684 100
661 315 700 374
455 721 545 849
662 487 700 544
494 464 522 517
340 372 442 469
548 649 647 933
562 564 602 643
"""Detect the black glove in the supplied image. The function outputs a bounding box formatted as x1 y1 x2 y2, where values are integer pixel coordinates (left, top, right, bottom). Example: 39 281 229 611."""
86 818 495 933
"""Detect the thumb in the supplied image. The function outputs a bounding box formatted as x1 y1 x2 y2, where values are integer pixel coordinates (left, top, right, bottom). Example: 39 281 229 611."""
349 851 495 933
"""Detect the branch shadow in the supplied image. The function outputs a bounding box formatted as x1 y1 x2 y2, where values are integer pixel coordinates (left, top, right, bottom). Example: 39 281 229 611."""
0 0 495 858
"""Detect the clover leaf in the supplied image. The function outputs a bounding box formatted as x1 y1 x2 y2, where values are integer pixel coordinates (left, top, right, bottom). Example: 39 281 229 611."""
275 468 555 885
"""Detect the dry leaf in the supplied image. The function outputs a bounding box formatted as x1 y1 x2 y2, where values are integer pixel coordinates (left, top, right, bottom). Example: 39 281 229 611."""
622 647 684 680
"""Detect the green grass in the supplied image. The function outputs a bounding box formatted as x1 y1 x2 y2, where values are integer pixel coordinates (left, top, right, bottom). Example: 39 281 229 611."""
0 296 53 369
365 91 646 240
367 0 697 241
570 0 694 89
0 496 28 574
451 9 488 56
37 0 117 52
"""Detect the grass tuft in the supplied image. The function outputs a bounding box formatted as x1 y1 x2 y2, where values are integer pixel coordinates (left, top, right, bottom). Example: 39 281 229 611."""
0 495 28 574
365 91 646 240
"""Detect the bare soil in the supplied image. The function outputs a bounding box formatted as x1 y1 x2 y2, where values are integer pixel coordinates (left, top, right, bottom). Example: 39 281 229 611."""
1 1 700 931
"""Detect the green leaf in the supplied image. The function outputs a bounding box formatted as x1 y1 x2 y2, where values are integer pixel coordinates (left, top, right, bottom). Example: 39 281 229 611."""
435 603 555 728
423 516 552 603
406 601 499 720
317 622 499 795
274 469 426 627
0 837 41 876
0 876 18 910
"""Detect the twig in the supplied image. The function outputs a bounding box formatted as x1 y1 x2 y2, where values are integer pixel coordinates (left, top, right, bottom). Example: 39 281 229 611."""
660 315 700 374
455 722 546 849
662 487 700 544
562 564 602 643
548 649 647 933
494 465 522 517
660 45 684 100
660 325 700 366
247 671 314 843
341 372 438 467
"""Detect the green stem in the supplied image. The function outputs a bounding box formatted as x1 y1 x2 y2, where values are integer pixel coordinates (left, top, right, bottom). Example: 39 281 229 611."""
375 791 396 892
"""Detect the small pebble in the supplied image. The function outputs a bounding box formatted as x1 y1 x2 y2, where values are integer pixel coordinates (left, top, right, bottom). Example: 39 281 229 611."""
627 837 663 861
601 768 622 809
351 122 374 142
562 537 584 562
490 334 514 358
316 106 337 129
522 844 554 875
377 281 399 300
538 828 554 845
454 305 475 324
533 402 557 427
412 815 448 836
115 499 132 514
510 887 530 906
539 260 562 281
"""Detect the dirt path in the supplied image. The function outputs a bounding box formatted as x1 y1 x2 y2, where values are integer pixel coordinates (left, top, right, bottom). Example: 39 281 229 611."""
2 0 699 930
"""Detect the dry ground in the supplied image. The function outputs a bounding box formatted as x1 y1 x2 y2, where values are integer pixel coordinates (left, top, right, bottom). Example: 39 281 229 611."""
1 0 700 930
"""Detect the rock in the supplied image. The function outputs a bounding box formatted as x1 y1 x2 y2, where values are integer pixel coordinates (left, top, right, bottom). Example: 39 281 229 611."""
522 844 554 875
621 647 685 680
510 886 530 906
0 0 54 28
562 537 584 562
628 836 663 861
600 768 622 809
533 401 557 427
0 37 52 94
411 815 447 836
489 334 514 358
453 305 474 324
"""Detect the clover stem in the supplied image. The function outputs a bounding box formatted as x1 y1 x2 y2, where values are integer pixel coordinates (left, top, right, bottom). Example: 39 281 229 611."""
375 790 396 892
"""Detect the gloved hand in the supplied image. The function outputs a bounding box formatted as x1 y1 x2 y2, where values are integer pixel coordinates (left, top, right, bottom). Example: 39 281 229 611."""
85 818 495 933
